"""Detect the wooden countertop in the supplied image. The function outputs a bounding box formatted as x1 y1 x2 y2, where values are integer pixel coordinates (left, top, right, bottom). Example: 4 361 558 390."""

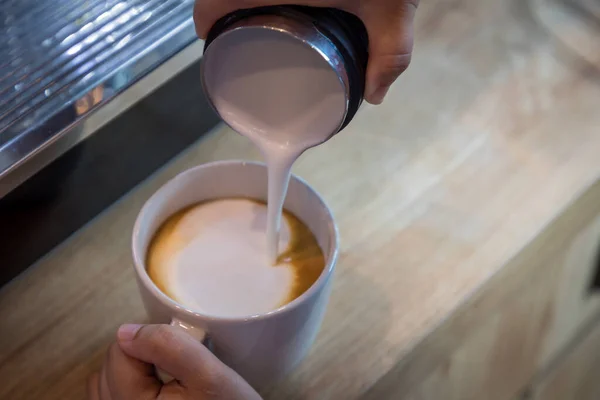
2 0 600 398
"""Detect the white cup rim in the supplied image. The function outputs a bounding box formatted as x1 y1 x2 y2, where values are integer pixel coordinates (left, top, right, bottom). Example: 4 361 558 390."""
132 160 339 324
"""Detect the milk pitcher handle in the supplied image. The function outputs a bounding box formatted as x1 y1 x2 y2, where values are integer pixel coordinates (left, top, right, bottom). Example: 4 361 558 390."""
156 318 207 384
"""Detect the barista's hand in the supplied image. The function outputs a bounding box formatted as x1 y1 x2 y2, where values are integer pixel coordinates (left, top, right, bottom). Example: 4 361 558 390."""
88 324 262 400
193 0 419 104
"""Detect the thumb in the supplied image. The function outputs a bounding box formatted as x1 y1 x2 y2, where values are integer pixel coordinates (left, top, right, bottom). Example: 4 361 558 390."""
361 1 418 104
116 324 261 399
117 324 224 385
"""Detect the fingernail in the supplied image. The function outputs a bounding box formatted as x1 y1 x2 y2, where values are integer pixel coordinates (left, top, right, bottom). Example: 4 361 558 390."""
118 324 143 342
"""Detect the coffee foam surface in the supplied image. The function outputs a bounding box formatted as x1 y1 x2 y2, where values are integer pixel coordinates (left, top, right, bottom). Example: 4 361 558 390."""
148 199 302 318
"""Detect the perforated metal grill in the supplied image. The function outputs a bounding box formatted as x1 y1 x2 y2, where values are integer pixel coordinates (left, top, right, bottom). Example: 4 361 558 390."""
0 0 195 149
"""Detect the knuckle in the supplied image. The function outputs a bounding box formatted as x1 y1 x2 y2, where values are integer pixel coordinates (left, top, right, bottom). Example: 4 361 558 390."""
150 325 178 348
378 53 412 85
390 52 412 70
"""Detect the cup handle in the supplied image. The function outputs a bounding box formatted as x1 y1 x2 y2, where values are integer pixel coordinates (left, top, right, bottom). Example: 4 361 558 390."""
155 318 207 384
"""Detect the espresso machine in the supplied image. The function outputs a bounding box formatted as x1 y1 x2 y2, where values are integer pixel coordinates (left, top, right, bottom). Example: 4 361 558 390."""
0 0 220 287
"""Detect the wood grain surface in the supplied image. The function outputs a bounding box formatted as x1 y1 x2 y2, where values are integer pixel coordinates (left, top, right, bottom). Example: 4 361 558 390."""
1 0 600 399
530 316 600 400
376 183 600 400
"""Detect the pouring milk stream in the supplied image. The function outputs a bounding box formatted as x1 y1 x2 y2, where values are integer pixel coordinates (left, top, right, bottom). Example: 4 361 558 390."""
202 6 368 263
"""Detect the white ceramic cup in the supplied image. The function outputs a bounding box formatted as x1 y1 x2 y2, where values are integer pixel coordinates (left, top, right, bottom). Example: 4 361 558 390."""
132 160 339 388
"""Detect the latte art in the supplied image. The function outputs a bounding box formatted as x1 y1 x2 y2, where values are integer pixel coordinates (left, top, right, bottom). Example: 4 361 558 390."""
146 198 325 318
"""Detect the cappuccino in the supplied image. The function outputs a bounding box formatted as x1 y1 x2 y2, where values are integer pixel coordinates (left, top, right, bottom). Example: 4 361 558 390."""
147 198 325 318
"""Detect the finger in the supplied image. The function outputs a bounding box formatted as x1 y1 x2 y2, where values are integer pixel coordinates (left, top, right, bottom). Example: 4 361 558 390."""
105 342 161 400
117 324 224 385
193 0 341 38
87 372 100 400
118 324 262 399
99 363 112 400
361 1 418 104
